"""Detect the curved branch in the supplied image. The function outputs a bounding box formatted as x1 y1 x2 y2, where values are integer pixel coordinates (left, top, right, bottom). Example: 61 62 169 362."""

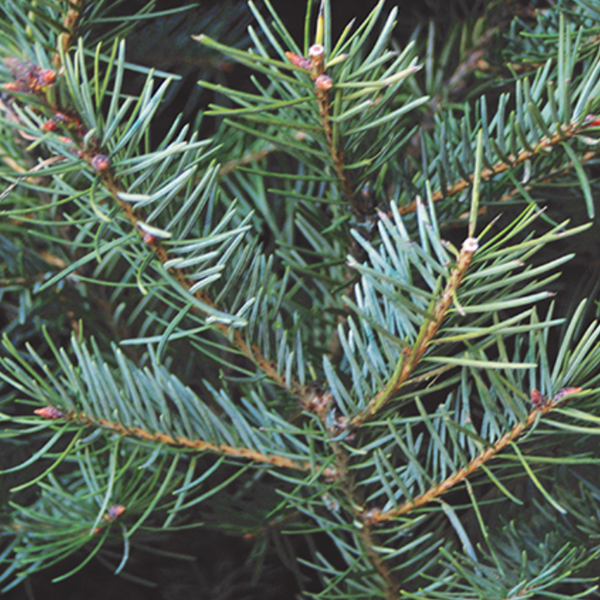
1 61 314 408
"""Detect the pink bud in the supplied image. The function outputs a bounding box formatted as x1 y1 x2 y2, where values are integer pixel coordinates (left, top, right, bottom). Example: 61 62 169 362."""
41 120 57 132
315 74 333 91
35 68 56 86
34 406 63 419
107 505 126 520
530 389 545 408
285 51 311 70
3 82 25 92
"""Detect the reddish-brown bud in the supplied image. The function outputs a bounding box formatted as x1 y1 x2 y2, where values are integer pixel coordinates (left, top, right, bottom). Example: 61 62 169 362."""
530 389 545 408
35 67 56 87
143 232 156 245
315 74 333 91
584 115 600 127
34 406 63 419
41 120 57 132
106 505 126 520
285 51 311 70
91 154 110 172
3 82 25 92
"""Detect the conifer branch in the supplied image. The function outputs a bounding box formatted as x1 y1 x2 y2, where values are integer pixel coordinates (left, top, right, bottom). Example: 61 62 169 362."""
99 168 312 402
479 150 597 214
312 57 355 210
1 61 314 408
399 117 600 216
349 235 479 428
3 1 600 595
364 387 581 524
34 405 337 477
285 39 357 210
330 437 399 598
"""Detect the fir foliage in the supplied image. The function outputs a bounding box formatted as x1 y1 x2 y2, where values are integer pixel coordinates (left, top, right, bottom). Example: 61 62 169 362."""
1 0 600 598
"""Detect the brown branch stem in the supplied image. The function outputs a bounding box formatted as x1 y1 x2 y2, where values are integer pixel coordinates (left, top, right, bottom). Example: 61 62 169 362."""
331 440 399 598
49 407 337 478
315 89 354 207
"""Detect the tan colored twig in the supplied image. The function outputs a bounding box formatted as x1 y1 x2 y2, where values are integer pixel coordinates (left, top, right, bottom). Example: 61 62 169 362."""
36 406 336 478
349 236 479 428
401 120 600 217
364 388 580 524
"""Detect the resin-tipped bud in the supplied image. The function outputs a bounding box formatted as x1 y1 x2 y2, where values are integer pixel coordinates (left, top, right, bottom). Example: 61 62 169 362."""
41 120 57 132
461 237 479 253
35 67 56 87
106 505 126 520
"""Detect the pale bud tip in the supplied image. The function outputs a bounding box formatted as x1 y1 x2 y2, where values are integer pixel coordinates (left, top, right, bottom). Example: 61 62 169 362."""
308 44 325 59
462 237 479 253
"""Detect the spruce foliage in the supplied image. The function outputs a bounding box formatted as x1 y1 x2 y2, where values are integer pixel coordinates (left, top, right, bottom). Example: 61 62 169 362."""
2 0 600 598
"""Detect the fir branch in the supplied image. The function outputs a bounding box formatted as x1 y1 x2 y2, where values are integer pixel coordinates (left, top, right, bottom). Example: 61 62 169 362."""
3 1 600 596
0 57 315 409
34 405 337 477
400 116 600 217
349 235 479 428
308 42 356 211
99 166 313 402
480 149 597 215
364 387 581 524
